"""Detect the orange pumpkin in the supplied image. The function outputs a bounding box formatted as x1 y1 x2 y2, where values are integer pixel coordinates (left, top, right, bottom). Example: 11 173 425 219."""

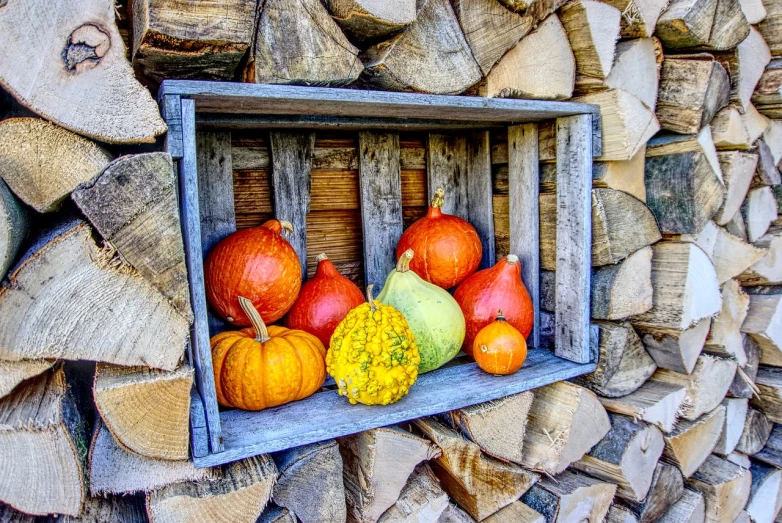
473 310 527 375
211 296 326 411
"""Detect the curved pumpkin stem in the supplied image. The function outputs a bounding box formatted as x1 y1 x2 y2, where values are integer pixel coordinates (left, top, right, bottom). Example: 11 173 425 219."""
396 249 414 272
366 284 379 312
238 296 271 342
431 187 445 209
261 219 294 238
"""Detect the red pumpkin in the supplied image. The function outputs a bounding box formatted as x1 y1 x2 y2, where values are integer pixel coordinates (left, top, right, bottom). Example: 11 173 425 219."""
396 188 482 289
204 219 301 326
453 254 534 355
285 253 365 347
473 310 527 375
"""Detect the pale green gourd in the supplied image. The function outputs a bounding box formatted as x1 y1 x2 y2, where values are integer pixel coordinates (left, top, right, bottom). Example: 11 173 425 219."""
376 249 466 373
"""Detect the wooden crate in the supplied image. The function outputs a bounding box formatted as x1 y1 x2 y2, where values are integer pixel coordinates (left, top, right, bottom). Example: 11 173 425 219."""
160 81 601 467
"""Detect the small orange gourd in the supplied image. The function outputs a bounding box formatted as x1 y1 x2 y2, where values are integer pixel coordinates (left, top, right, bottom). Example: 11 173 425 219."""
473 310 527 375
210 296 326 411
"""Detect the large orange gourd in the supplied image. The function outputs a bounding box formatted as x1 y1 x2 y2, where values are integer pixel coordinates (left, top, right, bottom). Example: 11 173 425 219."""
204 219 301 326
211 297 326 411
396 188 482 289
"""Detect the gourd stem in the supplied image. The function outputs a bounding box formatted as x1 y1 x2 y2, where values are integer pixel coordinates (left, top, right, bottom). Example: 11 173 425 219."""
366 284 379 312
238 296 271 342
396 249 414 272
497 309 506 321
506 254 519 264
279 220 294 238
431 187 445 208
316 253 328 263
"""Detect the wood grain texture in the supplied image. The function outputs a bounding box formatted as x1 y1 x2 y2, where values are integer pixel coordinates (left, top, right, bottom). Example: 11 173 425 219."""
161 94 184 159
324 0 418 46
599 380 686 434
196 131 237 257
466 131 496 270
522 470 616 523
427 134 468 219
0 179 28 282
618 462 684 522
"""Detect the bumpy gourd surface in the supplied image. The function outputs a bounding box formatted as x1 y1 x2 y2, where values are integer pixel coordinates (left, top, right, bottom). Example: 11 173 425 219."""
327 301 420 405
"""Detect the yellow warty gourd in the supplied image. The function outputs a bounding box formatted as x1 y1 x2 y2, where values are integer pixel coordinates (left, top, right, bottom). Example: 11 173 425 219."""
326 285 420 406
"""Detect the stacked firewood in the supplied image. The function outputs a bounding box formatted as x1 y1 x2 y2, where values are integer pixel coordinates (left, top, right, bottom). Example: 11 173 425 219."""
0 0 781 521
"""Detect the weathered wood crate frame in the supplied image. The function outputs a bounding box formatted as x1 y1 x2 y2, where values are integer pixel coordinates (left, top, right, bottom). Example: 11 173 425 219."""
159 80 602 468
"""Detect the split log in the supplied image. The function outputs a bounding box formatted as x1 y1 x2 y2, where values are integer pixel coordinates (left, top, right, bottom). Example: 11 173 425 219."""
685 454 752 523
650 355 738 421
0 0 166 143
658 490 705 523
759 0 782 56
259 505 297 523
633 319 710 375
740 0 767 22
704 279 750 365
0 118 113 213
755 424 782 467
0 220 189 370
273 440 347 523
89 421 216 496
0 503 37 522
0 179 27 281
93 364 192 460
377 464 449 523
714 152 757 226
324 0 418 46
413 418 538 521
656 0 750 50
131 0 256 81
482 501 545 523
573 89 660 161
540 188 661 270
713 398 749 456
728 335 761 399
247 0 361 86
521 471 616 523
752 367 782 424
681 222 765 285
747 461 782 523
754 140 782 187
339 426 440 523
741 292 782 367
735 407 772 455
755 61 782 119
0 367 86 516
576 321 657 398
438 503 475 523
599 380 687 433
359 0 482 94
710 106 751 150
645 126 722 176
477 15 575 100
744 103 772 143
559 0 621 79
600 0 668 37
443 392 533 464
655 57 730 135
617 462 685 522
72 153 191 317
57 495 147 523
764 119 782 165
572 414 665 501
590 247 654 320
146 455 277 523
593 148 648 202
715 27 773 111
726 208 749 240
742 187 778 243
726 452 752 468
0 360 53 399
521 381 611 474
662 405 726 477
631 242 722 331
606 505 639 523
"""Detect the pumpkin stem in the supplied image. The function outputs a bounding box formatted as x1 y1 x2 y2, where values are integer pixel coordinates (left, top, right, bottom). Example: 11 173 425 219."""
506 254 519 264
279 220 294 238
366 284 380 312
316 253 328 263
496 309 506 321
396 249 414 272
431 187 445 209
238 296 271 342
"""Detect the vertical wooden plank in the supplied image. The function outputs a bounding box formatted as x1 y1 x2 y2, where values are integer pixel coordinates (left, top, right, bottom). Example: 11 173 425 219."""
161 94 184 160
189 387 209 458
555 115 593 364
270 132 315 281
179 98 224 453
508 124 540 348
358 132 403 292
196 132 236 257
427 134 469 219
467 131 495 270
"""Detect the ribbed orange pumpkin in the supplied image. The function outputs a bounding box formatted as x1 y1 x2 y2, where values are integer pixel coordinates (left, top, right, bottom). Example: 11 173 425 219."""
473 310 527 375
211 297 326 411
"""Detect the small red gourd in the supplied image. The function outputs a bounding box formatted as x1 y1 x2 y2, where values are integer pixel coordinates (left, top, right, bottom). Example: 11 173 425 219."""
204 219 301 326
285 253 365 347
396 188 482 289
473 310 527 375
453 254 533 355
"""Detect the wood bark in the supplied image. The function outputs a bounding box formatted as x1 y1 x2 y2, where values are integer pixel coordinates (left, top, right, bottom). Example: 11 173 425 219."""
740 231 782 285
437 503 476 523
755 424 782 468
93 364 192 461
735 407 772 455
758 0 782 56
633 319 711 375
617 462 685 522
728 335 761 399
520 470 616 523
685 454 752 523
710 106 752 150
754 366 782 423
247 0 361 86
747 461 782 523
600 0 669 37
72 152 192 317
273 440 347 523
56 495 147 523
606 505 639 523
339 426 440 523
704 279 750 365
741 291 782 367
0 0 166 143
131 0 256 81
259 505 297 523
323 0 418 46
377 464 449 523
0 360 54 400
0 179 27 281
482 501 545 523
359 0 482 94
656 0 750 50
658 490 705 523
599 380 688 433
715 27 773 111
754 60 782 118
590 246 654 320
413 418 538 521
713 397 749 455
662 405 726 477
726 209 749 240
741 186 778 243
0 220 188 370
764 119 782 165
714 151 757 226
559 0 621 79
680 222 766 285
146 455 277 523
754 139 781 187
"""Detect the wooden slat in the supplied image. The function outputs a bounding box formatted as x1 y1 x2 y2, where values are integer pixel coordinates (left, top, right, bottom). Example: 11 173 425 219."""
554 115 593 364
358 132 404 291
508 124 541 348
196 132 236 256
161 94 184 160
189 387 209 458
193 349 596 467
427 134 468 219
179 98 223 453
270 132 315 281
466 131 495 270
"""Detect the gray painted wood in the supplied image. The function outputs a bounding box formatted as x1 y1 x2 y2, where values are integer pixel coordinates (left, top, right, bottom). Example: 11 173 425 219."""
193 349 596 467
270 132 315 281
508 124 541 348
190 387 209 458
358 132 404 292
427 134 468 219
179 98 224 454
161 94 184 160
467 131 496 270
554 115 593 364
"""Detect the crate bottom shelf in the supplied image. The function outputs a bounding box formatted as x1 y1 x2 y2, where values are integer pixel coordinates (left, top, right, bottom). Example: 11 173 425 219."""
194 348 595 467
